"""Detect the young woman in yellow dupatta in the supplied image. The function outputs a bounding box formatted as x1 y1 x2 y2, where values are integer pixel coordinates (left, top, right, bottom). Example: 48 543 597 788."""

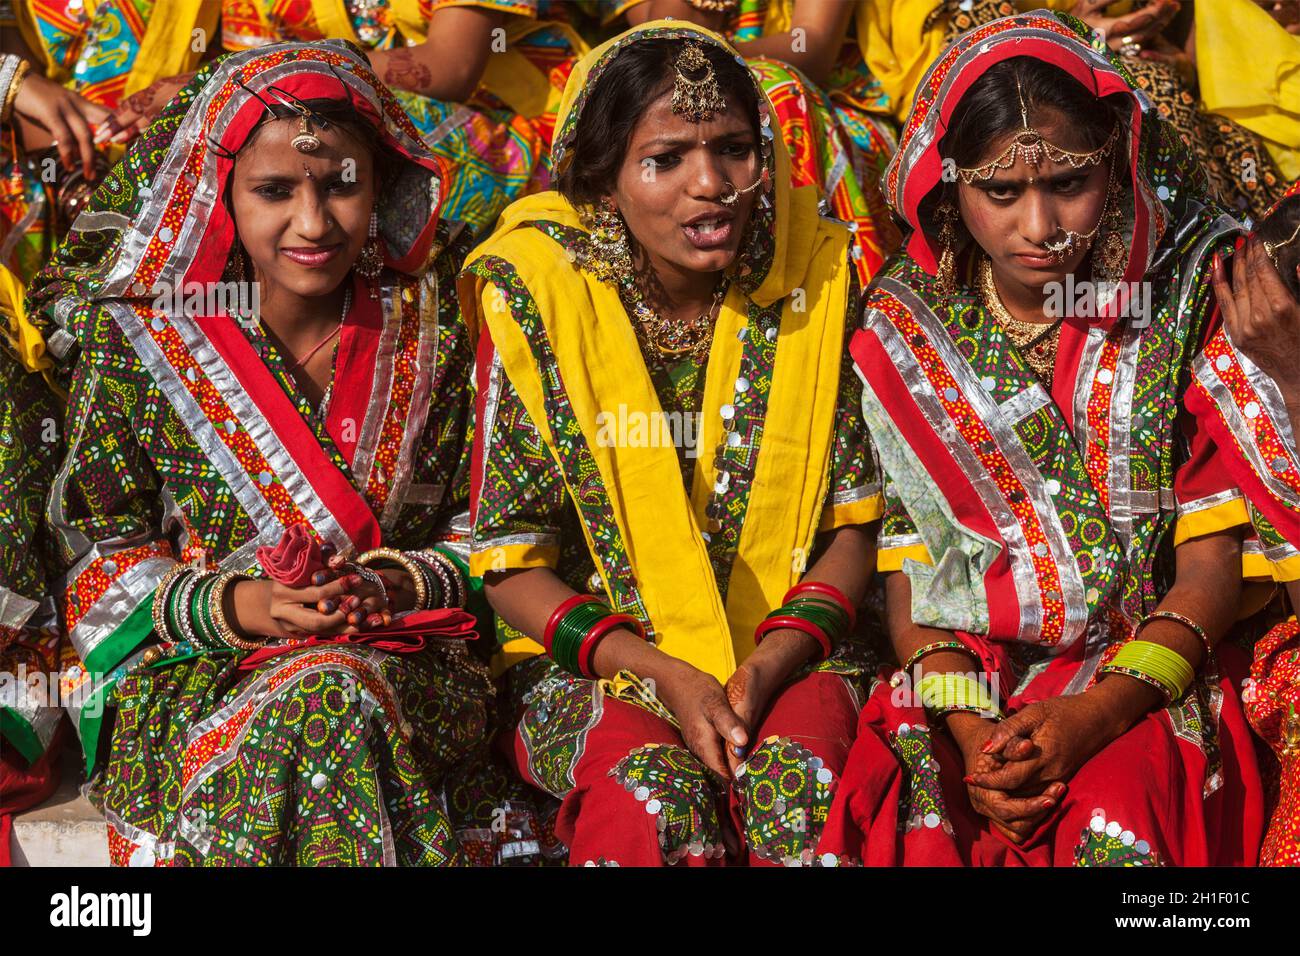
460 21 881 866
604 0 902 285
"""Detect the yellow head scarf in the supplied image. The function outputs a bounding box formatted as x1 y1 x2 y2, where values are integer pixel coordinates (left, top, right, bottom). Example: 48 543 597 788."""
461 20 865 682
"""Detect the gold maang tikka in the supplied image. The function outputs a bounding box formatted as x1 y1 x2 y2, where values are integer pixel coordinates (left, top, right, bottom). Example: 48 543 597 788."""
671 42 726 123
954 78 1118 185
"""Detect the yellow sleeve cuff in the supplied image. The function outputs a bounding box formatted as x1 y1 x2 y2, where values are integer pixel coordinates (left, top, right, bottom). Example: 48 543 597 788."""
490 636 545 678
1267 551 1300 583
1242 550 1275 581
819 493 886 532
1173 497 1250 547
468 541 558 578
877 543 933 572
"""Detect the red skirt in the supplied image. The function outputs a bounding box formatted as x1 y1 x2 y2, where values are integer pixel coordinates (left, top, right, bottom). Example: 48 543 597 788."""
819 641 1265 866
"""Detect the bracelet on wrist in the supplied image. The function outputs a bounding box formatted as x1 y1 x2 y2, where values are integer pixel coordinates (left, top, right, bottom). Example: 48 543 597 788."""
0 57 30 124
897 639 975 677
916 671 1002 720
1135 610 1212 662
543 595 646 679
1098 639 1195 704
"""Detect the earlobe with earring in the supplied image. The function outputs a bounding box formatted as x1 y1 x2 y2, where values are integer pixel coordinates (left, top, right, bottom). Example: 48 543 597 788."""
356 208 383 299
575 199 635 289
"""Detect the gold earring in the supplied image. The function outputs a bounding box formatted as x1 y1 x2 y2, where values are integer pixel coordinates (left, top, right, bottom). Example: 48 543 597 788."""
356 209 382 299
1093 190 1128 285
935 200 959 296
576 201 634 289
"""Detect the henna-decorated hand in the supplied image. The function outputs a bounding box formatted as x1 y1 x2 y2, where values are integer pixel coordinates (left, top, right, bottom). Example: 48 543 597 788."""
947 713 1064 844
104 72 194 144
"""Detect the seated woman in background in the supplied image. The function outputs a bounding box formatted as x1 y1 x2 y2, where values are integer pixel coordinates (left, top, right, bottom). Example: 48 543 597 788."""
462 21 881 866
1191 180 1300 865
24 41 490 866
819 11 1265 866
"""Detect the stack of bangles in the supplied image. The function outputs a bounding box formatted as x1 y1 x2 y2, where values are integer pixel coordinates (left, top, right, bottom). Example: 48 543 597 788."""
544 595 647 679
1097 610 1210 704
754 581 856 660
916 672 1003 720
355 547 466 610
151 563 263 652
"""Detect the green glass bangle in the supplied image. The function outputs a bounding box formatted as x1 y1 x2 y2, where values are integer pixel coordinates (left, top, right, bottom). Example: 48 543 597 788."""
782 601 849 637
553 602 612 676
162 568 191 643
772 600 849 643
191 575 222 649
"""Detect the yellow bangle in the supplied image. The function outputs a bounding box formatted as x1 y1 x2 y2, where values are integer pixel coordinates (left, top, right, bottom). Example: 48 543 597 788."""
916 672 1002 718
1102 640 1195 702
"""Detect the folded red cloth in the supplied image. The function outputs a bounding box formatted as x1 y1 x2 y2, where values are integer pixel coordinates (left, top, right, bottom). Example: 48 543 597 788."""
255 523 325 587
235 608 478 671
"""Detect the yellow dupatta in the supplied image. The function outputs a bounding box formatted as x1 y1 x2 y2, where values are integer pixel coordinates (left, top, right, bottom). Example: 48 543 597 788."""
461 21 854 682
1196 0 1300 182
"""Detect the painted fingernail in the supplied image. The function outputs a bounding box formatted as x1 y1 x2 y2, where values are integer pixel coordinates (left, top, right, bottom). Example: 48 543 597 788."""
347 610 365 626
317 599 337 614
380 611 392 626
311 571 330 586
366 613 383 628
1041 798 1055 810
980 740 995 753
963 774 976 785
342 596 361 611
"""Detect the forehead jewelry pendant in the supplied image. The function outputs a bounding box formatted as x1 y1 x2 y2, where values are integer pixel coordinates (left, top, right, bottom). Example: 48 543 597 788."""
292 114 321 153
671 41 726 123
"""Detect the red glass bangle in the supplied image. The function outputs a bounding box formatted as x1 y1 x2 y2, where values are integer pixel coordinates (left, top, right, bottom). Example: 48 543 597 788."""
577 613 644 678
543 594 602 655
783 581 856 629
755 614 832 660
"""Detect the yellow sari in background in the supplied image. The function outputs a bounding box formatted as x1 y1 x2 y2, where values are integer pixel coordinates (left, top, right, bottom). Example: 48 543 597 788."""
1197 0 1300 185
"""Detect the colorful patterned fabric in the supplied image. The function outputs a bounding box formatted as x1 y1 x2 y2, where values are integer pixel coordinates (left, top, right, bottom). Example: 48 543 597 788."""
820 10 1266 867
0 1 217 282
0 337 65 767
95 642 490 866
1186 176 1300 585
22 42 489 865
1243 618 1300 866
220 0 587 236
747 57 898 285
506 657 865 865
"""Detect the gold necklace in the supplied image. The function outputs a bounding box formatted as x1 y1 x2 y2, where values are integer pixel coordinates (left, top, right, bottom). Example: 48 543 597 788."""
979 256 1062 388
627 281 727 365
